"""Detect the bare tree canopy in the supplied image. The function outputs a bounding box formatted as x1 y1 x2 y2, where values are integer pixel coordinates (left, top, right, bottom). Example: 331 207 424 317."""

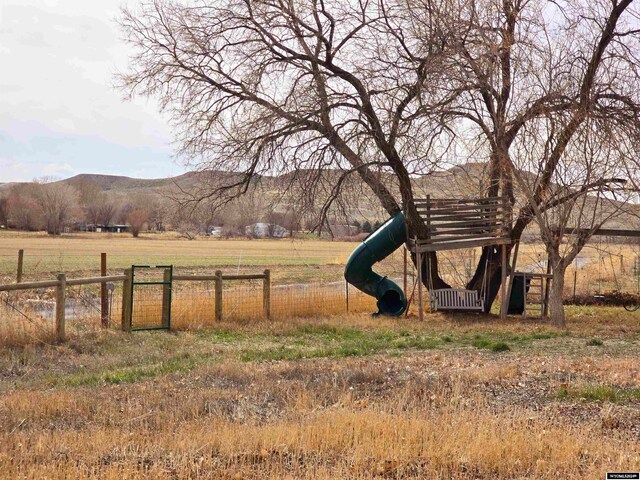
31 180 80 235
119 0 640 320
117 0 457 222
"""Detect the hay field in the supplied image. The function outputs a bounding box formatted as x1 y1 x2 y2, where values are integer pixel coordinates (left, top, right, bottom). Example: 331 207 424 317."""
0 231 357 283
2 230 639 286
1 309 640 478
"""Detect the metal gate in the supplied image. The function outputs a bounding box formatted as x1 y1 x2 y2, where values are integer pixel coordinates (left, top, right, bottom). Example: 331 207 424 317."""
129 265 173 331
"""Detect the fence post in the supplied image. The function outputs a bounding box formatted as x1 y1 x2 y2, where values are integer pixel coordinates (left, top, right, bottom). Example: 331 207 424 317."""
101 253 108 328
215 270 223 321
122 268 133 332
161 268 171 329
345 280 349 313
499 244 508 320
55 273 66 342
263 269 271 320
17 249 24 283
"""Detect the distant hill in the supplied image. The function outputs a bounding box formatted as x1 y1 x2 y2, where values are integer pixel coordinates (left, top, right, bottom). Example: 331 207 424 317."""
2 166 638 229
59 172 203 194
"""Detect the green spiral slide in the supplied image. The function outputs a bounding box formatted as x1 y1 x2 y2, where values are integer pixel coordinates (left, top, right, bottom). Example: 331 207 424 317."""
344 211 408 316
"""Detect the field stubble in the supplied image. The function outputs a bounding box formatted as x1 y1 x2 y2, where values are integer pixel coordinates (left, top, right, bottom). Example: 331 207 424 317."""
1 310 640 478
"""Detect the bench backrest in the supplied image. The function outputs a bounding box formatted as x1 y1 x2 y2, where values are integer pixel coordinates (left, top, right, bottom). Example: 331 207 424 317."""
430 288 484 311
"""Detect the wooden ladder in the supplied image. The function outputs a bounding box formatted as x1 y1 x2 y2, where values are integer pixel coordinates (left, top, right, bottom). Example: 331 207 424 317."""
523 274 546 320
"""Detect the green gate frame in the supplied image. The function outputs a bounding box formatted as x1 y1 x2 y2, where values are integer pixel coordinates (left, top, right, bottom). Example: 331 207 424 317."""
129 265 173 331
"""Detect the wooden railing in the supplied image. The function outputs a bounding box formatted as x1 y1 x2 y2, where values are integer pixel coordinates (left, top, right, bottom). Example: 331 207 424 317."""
410 196 511 251
415 196 509 242
0 274 126 342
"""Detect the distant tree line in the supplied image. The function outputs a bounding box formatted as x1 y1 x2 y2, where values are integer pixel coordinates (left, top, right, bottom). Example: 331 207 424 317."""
0 178 169 237
0 178 381 239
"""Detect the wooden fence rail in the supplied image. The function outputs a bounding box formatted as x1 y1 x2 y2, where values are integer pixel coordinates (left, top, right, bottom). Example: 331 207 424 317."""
0 268 272 342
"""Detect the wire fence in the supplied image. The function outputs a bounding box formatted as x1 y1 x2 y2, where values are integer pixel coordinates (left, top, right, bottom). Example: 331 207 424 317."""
2 242 640 346
170 278 378 329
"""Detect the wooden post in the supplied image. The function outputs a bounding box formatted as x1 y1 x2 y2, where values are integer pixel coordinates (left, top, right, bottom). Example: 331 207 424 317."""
55 273 66 342
215 270 223 321
403 247 408 296
543 255 552 317
522 273 527 321
499 244 508 319
504 241 519 318
416 246 424 322
161 268 171 329
418 195 430 322
263 269 271 320
100 253 108 327
121 268 133 332
17 249 24 283
620 254 625 273
345 280 349 312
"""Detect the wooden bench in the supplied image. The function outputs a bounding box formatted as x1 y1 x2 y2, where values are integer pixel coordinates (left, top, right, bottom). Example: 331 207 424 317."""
430 288 484 311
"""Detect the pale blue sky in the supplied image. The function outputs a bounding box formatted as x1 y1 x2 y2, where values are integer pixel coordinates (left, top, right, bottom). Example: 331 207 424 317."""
0 0 183 182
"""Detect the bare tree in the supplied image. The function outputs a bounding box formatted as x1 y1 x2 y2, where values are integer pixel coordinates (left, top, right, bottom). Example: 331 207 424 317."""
427 0 640 315
6 185 40 231
74 178 101 226
85 193 119 228
31 180 79 235
118 0 448 238
513 119 637 326
119 0 640 316
147 196 170 231
127 209 149 238
0 195 9 228
97 199 119 227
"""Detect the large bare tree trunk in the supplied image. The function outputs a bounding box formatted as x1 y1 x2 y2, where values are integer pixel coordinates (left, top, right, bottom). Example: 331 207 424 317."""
466 245 513 314
548 269 566 328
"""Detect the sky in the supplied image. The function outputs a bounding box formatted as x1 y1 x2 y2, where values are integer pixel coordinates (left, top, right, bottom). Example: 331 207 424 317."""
0 0 183 182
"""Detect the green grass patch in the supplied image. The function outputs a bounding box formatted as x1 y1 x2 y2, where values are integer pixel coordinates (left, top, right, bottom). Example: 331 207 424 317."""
285 324 366 341
239 329 441 362
491 342 511 352
186 322 564 364
558 384 640 403
52 352 208 387
195 329 249 343
472 338 492 349
586 338 604 346
471 337 510 352
233 325 564 362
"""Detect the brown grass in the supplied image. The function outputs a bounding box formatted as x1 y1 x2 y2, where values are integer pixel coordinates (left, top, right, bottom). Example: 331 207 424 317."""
0 303 55 347
1 234 640 476
1 356 638 478
1 309 640 478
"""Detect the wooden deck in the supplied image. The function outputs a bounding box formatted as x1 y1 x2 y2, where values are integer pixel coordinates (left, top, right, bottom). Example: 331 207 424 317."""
407 196 511 253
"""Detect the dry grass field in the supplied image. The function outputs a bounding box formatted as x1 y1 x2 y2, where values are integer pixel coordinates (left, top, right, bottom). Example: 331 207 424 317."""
0 231 355 284
2 230 639 295
1 309 640 478
2 230 640 477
